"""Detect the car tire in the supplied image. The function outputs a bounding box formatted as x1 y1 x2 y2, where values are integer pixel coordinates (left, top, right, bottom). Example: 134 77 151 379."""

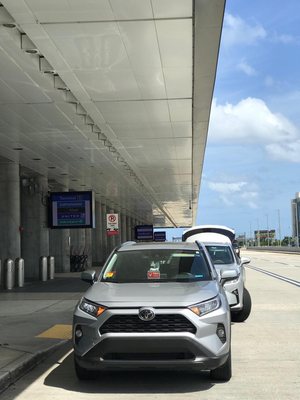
74 356 95 380
210 351 232 381
231 288 252 322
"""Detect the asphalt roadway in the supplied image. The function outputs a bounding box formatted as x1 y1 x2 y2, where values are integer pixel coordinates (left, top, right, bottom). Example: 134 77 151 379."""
0 251 299 399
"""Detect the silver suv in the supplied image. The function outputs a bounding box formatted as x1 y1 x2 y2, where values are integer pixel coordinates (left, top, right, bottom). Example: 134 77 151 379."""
73 241 237 381
182 226 251 322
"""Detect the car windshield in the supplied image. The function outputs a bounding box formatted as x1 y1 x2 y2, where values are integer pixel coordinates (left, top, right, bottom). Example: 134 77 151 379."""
205 245 234 265
100 249 212 283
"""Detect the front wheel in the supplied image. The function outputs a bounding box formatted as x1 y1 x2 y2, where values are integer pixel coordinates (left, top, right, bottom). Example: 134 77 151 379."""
210 351 232 381
231 288 252 322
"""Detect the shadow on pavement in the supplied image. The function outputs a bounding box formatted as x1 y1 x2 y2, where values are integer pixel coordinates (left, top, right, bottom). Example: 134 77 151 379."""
44 349 215 394
5 277 90 294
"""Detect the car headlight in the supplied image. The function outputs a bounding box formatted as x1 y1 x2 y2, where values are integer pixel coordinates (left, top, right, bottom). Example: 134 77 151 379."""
189 296 221 316
79 298 106 317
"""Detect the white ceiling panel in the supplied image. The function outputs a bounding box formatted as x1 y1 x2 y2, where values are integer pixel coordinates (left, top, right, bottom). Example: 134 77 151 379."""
172 122 192 138
117 21 162 69
24 0 115 23
43 23 130 71
151 0 193 19
0 0 225 228
133 69 166 99
110 122 173 138
95 100 170 123
110 0 153 20
164 67 192 98
75 69 141 101
169 99 192 122
156 19 192 68
0 80 24 103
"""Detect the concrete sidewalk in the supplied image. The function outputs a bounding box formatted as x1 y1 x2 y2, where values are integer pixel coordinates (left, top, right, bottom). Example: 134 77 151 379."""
0 272 91 393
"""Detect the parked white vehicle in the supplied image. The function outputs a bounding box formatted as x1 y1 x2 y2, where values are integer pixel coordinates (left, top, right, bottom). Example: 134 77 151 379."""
182 225 252 322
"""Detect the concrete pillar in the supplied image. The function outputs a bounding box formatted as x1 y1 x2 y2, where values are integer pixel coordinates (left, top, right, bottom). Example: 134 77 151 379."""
92 200 102 266
126 215 132 241
131 217 136 240
121 212 127 243
49 186 70 272
21 175 49 279
114 205 121 247
85 228 92 268
106 204 115 255
101 200 108 263
70 228 85 255
0 160 21 261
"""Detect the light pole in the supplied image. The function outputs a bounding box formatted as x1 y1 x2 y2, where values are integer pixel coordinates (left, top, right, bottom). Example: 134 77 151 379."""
292 202 299 247
277 209 281 247
257 218 260 247
265 214 269 246
296 203 299 247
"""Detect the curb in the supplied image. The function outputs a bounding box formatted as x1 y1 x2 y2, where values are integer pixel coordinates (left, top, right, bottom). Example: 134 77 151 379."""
0 340 69 394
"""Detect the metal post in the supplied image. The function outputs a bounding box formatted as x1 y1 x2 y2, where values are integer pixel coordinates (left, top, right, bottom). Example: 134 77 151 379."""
277 209 281 246
266 214 269 246
0 259 2 288
292 202 299 247
15 258 25 287
47 256 55 280
39 256 48 281
4 259 15 290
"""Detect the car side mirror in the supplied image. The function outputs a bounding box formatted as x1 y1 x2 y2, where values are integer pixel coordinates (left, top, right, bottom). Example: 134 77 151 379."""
81 270 96 285
240 257 251 265
220 268 238 285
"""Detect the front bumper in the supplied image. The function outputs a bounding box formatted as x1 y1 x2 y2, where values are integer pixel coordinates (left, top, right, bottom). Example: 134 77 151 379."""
224 274 244 311
73 302 230 372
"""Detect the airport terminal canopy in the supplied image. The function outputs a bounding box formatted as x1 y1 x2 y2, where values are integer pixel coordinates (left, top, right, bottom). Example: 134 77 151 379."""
0 0 225 228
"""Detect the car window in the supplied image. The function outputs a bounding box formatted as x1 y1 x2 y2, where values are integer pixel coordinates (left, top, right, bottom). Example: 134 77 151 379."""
205 245 234 265
100 249 212 283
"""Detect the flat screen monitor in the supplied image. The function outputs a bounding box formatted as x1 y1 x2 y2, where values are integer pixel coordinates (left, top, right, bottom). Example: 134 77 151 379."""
49 191 95 229
154 231 166 242
135 224 153 241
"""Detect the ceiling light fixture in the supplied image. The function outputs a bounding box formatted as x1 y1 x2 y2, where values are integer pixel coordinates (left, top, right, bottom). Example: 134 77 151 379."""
21 33 39 54
54 74 69 91
39 56 55 74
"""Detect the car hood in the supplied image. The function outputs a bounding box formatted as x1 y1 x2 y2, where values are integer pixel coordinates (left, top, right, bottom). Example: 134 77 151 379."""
84 280 219 308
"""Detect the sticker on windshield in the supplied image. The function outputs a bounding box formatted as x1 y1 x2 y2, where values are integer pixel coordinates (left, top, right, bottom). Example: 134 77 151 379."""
104 271 115 279
147 270 160 279
195 274 204 278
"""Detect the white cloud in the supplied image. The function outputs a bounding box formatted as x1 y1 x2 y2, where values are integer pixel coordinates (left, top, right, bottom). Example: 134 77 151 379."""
207 180 259 208
209 97 299 144
271 32 300 44
237 59 257 76
266 140 300 162
222 14 267 47
208 181 247 194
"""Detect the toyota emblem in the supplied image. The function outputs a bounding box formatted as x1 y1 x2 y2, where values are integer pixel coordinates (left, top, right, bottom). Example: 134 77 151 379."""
138 307 155 321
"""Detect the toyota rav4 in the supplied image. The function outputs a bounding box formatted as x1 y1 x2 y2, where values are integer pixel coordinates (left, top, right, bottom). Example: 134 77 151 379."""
73 241 237 381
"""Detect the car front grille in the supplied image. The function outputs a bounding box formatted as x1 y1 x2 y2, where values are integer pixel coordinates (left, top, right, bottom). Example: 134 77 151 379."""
100 314 196 334
103 352 195 361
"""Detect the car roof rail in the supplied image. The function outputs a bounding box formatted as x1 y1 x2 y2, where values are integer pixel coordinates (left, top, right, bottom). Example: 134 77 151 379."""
120 241 136 246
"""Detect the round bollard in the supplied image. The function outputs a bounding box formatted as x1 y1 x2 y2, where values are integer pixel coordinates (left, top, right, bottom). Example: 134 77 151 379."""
39 256 48 281
15 258 25 287
47 256 55 280
4 259 15 290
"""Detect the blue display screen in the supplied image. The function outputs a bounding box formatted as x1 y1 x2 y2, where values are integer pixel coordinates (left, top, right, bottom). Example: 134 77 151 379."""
49 191 95 229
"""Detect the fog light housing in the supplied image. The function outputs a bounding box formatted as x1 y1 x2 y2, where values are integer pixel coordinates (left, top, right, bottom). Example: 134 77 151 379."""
75 326 83 343
216 323 226 344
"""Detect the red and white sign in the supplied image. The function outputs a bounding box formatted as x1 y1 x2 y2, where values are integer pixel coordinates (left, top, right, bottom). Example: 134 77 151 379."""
106 213 119 236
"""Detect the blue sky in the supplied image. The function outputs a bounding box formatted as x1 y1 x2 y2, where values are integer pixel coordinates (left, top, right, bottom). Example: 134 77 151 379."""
166 0 300 241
